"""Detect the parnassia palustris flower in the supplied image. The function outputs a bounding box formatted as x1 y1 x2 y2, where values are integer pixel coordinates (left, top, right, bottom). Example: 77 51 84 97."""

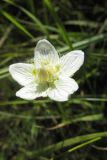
9 39 84 102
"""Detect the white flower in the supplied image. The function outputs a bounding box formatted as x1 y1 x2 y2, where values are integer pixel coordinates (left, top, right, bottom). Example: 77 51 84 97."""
9 39 84 102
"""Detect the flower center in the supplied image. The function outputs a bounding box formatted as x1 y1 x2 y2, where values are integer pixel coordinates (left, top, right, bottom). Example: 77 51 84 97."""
36 64 60 85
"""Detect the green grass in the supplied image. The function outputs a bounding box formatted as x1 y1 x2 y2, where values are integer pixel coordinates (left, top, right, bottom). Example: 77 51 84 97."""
0 0 107 159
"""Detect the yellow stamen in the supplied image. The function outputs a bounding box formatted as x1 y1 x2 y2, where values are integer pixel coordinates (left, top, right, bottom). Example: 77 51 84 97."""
36 64 60 84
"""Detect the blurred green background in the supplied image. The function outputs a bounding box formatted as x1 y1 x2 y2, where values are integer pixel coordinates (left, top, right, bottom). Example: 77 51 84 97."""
0 0 107 159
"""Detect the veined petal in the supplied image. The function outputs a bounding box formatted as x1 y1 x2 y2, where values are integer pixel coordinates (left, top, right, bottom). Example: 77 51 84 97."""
48 77 78 102
56 77 79 94
34 39 59 68
16 83 47 100
60 50 84 77
9 63 35 86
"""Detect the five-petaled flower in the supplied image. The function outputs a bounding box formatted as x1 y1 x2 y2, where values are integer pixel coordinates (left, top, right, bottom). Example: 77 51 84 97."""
9 39 84 101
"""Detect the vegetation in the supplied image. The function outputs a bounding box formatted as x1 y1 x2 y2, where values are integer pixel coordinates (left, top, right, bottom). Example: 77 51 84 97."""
0 0 107 159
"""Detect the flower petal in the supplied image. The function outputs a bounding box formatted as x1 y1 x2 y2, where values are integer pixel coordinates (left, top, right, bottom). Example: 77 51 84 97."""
60 50 84 77
48 77 78 102
9 63 35 86
16 83 47 100
34 39 59 68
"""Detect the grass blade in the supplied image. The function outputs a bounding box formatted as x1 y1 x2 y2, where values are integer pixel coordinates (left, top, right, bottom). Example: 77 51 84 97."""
1 11 34 38
44 0 72 48
3 0 48 35
22 131 107 157
68 137 101 152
